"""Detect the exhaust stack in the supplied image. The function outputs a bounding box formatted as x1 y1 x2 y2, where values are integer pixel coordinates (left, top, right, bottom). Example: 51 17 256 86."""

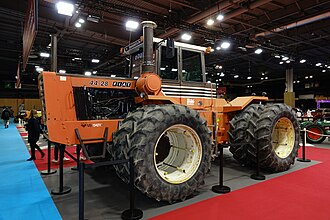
141 21 157 73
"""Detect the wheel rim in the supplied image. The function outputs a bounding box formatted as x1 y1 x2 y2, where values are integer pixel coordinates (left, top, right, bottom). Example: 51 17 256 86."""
307 127 322 140
271 117 295 159
154 124 202 184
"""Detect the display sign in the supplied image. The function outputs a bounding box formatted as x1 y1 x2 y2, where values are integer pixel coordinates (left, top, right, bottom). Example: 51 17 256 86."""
22 0 38 70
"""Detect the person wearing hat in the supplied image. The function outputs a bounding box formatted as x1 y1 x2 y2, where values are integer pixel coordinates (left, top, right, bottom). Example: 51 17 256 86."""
26 109 45 161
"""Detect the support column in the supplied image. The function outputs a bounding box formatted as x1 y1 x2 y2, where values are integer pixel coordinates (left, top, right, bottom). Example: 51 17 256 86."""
51 34 57 72
284 68 295 107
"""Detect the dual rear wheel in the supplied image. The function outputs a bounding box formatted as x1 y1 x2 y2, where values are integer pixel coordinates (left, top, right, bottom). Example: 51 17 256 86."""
229 103 300 172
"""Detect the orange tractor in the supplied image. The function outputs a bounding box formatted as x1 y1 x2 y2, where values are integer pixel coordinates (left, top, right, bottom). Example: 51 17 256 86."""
39 21 300 202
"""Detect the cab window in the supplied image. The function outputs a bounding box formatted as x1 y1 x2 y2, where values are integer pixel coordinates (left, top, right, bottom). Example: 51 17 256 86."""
159 46 178 80
182 50 203 82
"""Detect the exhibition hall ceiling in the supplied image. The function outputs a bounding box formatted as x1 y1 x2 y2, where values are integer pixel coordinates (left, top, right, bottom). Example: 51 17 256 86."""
0 0 329 96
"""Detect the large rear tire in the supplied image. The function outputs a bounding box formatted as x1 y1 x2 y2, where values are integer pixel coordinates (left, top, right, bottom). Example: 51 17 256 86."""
110 104 212 202
252 103 300 172
228 104 264 164
305 123 326 144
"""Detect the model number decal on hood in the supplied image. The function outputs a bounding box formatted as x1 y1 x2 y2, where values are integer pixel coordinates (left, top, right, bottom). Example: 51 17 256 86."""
112 82 131 87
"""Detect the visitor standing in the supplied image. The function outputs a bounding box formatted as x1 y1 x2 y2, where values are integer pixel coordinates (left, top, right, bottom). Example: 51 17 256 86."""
1 107 10 128
26 109 45 161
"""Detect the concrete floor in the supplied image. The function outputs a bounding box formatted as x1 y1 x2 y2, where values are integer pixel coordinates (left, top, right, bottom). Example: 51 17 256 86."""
40 145 325 220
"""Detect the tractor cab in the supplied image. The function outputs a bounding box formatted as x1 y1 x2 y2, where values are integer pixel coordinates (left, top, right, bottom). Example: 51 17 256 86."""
122 37 216 104
122 37 210 82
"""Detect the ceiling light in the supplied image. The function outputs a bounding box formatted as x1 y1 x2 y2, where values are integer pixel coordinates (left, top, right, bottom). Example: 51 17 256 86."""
210 49 215 52
92 71 97 74
111 74 116 77
36 67 44 72
75 22 82 28
126 20 139 31
181 33 192 41
279 61 283 64
40 52 50 58
286 60 291 63
216 46 221 50
322 70 326 73
91 59 100 63
254 48 263 54
207 80 211 83
87 15 100 23
234 75 239 78
310 75 313 78
207 19 214 26
171 68 178 72
78 18 85 23
265 76 268 79
84 71 91 76
300 59 306 63
247 76 252 80
216 14 224 21
220 72 225 77
316 63 322 66
56 1 74 16
282 57 289 61
297 80 300 83
221 41 231 49
305 76 308 79
328 66 330 69
59 70 66 74
261 77 264 80
275 55 281 58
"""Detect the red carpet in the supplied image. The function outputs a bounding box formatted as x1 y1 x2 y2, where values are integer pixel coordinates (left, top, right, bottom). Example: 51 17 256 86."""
150 147 330 220
31 146 93 171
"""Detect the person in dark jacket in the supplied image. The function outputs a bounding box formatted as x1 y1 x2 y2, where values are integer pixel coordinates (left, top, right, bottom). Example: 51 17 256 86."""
26 109 45 161
1 107 10 128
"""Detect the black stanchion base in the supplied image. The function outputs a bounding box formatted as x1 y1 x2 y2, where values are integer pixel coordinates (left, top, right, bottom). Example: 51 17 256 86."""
211 185 231 194
51 186 72 195
250 173 266 180
40 170 57 175
297 158 311 162
121 209 143 220
71 166 78 171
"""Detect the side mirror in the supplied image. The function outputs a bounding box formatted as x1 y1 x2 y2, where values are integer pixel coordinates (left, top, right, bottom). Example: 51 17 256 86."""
166 38 175 59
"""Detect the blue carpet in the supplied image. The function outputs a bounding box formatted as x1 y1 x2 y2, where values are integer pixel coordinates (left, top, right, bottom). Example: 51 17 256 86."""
0 119 61 220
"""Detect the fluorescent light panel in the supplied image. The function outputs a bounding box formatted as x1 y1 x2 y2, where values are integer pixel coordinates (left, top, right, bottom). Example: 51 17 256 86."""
56 1 74 16
40 52 50 58
181 33 192 41
221 41 230 49
126 20 139 31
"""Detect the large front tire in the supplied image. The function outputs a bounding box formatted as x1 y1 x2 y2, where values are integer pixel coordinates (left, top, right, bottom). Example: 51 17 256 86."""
111 105 212 202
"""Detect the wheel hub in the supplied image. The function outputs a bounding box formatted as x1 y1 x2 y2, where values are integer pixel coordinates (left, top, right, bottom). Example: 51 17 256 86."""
271 117 295 159
154 124 202 184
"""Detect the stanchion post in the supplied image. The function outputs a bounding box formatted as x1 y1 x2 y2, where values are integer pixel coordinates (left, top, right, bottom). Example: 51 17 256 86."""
122 157 143 220
297 128 311 162
211 144 231 194
78 162 85 220
41 140 57 175
51 144 72 195
251 141 266 180
71 144 80 171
